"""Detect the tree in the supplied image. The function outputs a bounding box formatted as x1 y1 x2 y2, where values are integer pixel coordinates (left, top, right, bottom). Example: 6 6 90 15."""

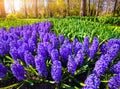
92 0 97 16
113 0 118 16
80 0 86 16
0 0 6 17
95 0 100 16
35 0 38 17
87 0 90 16
23 0 27 18
106 0 110 14
67 0 70 16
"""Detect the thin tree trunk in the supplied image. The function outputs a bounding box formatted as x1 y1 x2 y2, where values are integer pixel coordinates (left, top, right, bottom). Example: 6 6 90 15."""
92 0 96 16
80 0 86 16
67 0 70 16
87 0 90 16
113 0 117 16
24 0 27 18
0 0 6 17
95 0 100 16
35 0 38 17
106 0 110 14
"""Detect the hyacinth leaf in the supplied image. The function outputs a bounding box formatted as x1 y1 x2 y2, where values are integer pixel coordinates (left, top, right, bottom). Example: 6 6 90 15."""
74 65 88 75
61 83 73 89
5 56 14 63
80 83 86 87
101 80 108 83
74 86 79 89
44 79 56 84
0 82 23 89
29 65 39 76
24 79 34 86
99 39 107 46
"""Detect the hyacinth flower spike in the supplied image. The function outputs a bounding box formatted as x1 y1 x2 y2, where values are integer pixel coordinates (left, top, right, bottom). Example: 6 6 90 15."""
35 55 48 77
10 61 26 81
82 73 100 89
51 60 62 83
110 61 120 74
0 63 7 78
108 73 120 89
67 55 77 75
89 37 99 60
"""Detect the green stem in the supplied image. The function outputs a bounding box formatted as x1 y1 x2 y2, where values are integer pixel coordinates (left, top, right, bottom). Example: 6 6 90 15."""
0 82 22 89
5 56 14 63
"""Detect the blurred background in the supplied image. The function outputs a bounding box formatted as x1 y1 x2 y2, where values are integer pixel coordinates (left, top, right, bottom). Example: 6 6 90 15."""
0 0 120 18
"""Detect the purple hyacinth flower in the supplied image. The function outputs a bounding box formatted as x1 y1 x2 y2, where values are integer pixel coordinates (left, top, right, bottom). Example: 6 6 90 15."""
67 55 77 74
28 38 37 53
51 60 62 83
46 43 54 56
50 37 59 48
108 73 120 89
74 42 83 55
10 47 18 60
39 32 45 42
17 40 23 47
106 44 119 59
0 63 7 78
60 43 72 62
35 55 48 77
82 73 100 89
0 41 10 57
24 51 35 67
50 49 59 62
89 37 99 60
75 49 84 66
58 35 64 45
110 61 120 74
100 43 108 55
10 61 26 81
72 38 79 47
17 43 29 62
83 36 89 53
43 33 50 42
107 39 120 47
64 38 70 44
37 43 48 59
93 54 111 77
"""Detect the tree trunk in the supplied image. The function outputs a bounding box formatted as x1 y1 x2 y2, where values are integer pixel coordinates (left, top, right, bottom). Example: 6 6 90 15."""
92 0 96 16
67 0 70 16
0 0 6 17
35 0 38 17
87 0 90 16
80 0 86 16
106 0 110 14
24 0 27 18
113 0 117 16
95 0 100 16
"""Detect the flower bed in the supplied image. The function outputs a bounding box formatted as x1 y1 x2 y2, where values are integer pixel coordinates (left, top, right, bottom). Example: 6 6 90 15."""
0 21 120 89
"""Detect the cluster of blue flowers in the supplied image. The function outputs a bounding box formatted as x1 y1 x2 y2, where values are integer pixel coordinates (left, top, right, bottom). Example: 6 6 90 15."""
83 39 120 89
0 21 120 88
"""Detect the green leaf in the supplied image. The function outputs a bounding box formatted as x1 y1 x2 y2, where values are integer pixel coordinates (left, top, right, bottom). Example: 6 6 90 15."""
29 65 39 76
5 56 14 63
80 82 86 87
0 82 22 89
24 79 34 86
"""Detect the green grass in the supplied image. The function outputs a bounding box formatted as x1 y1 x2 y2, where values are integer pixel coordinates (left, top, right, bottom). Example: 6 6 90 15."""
0 18 120 42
